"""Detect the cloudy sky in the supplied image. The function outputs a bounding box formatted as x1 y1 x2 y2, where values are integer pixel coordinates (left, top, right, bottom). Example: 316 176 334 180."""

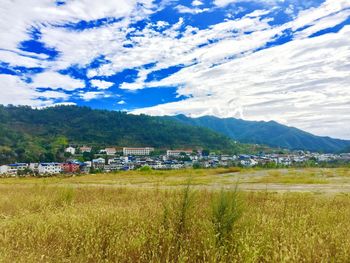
0 0 350 139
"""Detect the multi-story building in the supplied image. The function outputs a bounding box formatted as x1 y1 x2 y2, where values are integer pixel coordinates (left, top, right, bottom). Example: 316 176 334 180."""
166 149 193 157
123 147 154 156
0 163 28 176
92 157 105 169
38 163 62 175
61 162 81 173
80 146 92 153
0 165 11 175
29 163 39 173
100 148 117 155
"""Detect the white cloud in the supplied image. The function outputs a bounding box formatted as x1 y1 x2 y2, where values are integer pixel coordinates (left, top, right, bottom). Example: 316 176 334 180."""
291 0 350 32
175 5 209 14
117 100 126 105
293 8 350 38
245 9 271 18
192 0 203 6
0 0 350 139
0 50 47 68
214 0 277 8
38 90 70 100
131 24 350 139
31 72 84 91
0 0 158 75
214 0 239 7
79 91 110 101
0 0 155 51
90 79 114 90
0 74 49 106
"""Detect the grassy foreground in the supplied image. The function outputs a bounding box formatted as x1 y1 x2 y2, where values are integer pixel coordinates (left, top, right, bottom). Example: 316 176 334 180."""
1 172 350 262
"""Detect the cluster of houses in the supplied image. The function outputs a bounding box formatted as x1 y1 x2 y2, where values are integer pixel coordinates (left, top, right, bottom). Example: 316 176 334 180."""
0 147 194 176
0 145 349 177
0 161 88 176
236 152 350 167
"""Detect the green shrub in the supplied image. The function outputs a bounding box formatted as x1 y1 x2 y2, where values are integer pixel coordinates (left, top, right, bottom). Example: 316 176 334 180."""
212 187 243 247
139 165 152 172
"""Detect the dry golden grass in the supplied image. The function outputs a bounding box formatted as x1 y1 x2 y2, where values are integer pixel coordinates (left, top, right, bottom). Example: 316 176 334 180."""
252 169 329 184
3 167 350 188
1 180 350 262
0 168 240 185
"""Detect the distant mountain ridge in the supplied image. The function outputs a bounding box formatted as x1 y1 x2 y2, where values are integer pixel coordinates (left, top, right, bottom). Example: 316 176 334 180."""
168 115 350 153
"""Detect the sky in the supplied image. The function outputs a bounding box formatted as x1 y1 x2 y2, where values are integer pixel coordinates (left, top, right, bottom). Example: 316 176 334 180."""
0 0 350 139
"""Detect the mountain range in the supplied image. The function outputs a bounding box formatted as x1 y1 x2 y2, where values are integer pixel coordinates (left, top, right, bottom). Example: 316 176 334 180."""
0 105 348 164
169 115 350 153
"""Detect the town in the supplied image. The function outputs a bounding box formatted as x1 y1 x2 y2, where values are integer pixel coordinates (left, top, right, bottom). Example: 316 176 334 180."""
0 145 349 177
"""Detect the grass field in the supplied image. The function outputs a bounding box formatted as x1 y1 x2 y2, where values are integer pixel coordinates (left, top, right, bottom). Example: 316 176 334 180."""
1 168 350 262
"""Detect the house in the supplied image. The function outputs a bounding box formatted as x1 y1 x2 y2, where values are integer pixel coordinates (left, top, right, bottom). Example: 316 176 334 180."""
65 146 76 155
166 149 193 157
0 165 9 175
92 157 105 169
84 161 92 168
61 162 80 173
123 147 154 156
0 163 28 176
100 148 117 155
277 157 292 166
29 163 39 173
80 146 92 153
170 163 183 169
240 159 258 167
148 160 166 170
38 163 62 175
80 163 89 173
109 163 125 171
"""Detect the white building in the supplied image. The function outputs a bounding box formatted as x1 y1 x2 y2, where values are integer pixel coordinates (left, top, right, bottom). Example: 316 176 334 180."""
100 148 117 155
38 163 62 175
84 161 92 168
29 163 39 173
65 146 76 155
0 163 28 176
92 157 105 169
123 147 154 156
167 150 193 157
0 165 9 175
80 146 92 153
93 157 105 163
240 159 258 167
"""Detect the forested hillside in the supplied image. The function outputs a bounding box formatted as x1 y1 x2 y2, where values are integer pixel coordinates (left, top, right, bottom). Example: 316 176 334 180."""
0 105 264 164
170 115 350 153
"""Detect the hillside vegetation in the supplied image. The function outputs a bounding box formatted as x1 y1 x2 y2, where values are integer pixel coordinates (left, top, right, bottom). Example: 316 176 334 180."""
0 105 266 164
170 115 350 153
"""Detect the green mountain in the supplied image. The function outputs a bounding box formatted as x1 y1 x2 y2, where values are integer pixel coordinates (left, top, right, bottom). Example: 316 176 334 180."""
169 115 350 153
0 105 264 164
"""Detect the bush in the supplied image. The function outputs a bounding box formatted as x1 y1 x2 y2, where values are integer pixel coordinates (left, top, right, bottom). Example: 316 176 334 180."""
139 165 152 172
212 187 243 247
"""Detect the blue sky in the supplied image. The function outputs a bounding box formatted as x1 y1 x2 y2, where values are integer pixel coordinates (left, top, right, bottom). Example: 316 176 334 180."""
0 0 350 139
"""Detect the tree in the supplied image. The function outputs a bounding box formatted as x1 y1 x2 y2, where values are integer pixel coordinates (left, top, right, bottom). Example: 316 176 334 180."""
0 146 16 164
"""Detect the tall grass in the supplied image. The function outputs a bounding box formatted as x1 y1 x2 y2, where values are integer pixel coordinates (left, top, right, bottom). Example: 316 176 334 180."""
1 173 350 261
212 186 243 247
55 187 75 206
